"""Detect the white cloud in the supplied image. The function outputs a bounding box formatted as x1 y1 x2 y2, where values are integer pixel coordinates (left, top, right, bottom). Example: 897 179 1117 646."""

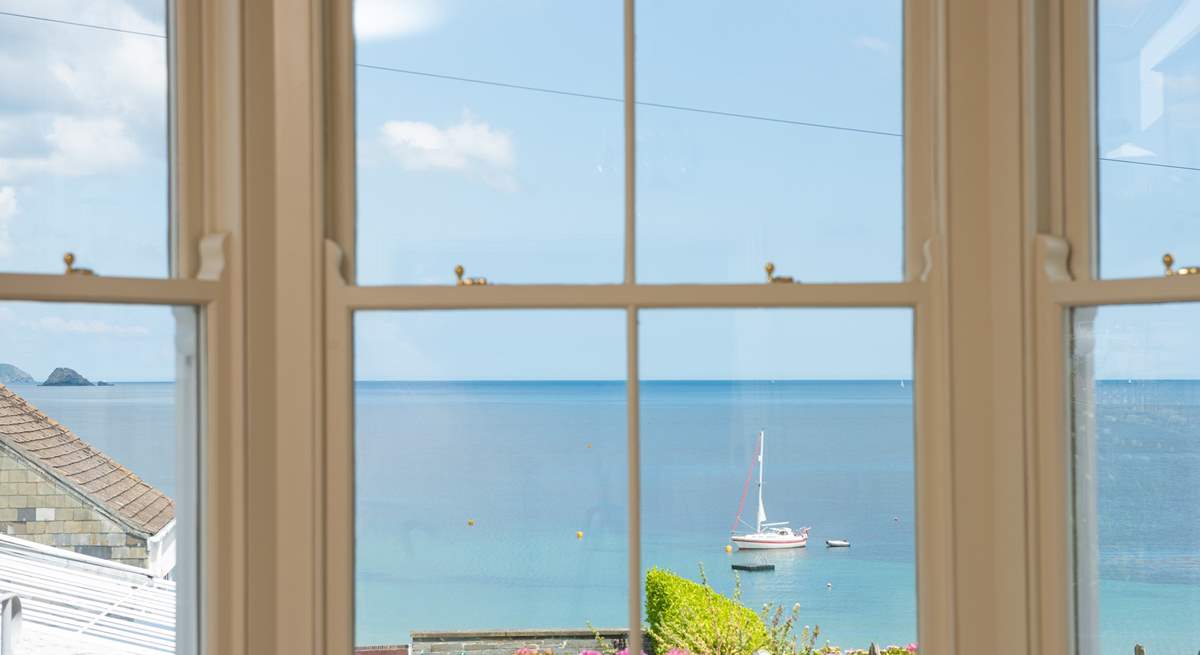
354 0 442 41
381 113 516 189
853 36 891 54
1106 142 1157 158
0 117 141 181
0 1 164 183
0 187 14 257
28 316 150 337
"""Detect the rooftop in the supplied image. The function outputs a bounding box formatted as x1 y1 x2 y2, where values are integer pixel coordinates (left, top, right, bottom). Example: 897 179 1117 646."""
0 532 175 654
0 383 173 537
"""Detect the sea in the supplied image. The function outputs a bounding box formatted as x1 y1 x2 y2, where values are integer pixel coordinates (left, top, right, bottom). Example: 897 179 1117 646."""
10 380 1199 654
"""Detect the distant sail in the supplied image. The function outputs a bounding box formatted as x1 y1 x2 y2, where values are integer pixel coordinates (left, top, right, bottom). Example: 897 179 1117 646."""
730 430 810 551
756 431 767 527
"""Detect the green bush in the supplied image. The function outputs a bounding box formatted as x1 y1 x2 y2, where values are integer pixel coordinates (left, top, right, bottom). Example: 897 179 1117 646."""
644 567 770 655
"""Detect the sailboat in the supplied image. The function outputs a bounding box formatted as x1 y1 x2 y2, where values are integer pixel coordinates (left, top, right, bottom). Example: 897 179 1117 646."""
730 430 810 550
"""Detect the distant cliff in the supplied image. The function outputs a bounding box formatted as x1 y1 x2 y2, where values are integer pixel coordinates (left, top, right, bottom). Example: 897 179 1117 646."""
0 364 34 385
41 368 94 387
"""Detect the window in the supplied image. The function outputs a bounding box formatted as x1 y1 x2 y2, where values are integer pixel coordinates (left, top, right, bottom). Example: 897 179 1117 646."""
0 2 223 654
1047 2 1200 653
353 311 628 643
639 309 916 645
336 2 938 654
354 2 625 285
0 2 171 278
0 301 198 653
1071 305 1200 654
1096 0 1200 279
636 2 904 283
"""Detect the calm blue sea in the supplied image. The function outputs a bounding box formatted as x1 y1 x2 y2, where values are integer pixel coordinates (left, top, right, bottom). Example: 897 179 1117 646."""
8 380 1197 654
356 380 916 650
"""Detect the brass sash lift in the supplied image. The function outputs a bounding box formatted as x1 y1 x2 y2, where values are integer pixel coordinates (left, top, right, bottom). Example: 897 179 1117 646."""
1163 253 1200 277
63 253 95 276
454 265 488 286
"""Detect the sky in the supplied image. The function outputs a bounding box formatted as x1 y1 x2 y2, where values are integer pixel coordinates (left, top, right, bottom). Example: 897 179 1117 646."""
0 0 1197 381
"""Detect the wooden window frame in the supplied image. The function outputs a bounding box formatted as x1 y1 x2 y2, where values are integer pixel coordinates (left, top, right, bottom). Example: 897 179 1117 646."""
319 1 957 654
2 0 1162 653
0 2 244 655
1033 1 1200 653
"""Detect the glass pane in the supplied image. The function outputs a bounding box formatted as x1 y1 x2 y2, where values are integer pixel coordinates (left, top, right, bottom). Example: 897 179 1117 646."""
0 300 198 654
354 311 628 651
640 309 916 651
1097 0 1200 278
636 2 904 283
354 2 624 285
0 2 170 277
1072 304 1200 654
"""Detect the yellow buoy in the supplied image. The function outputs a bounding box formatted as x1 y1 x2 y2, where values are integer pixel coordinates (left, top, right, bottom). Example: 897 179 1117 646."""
467 519 475 526
576 531 584 540
724 544 733 554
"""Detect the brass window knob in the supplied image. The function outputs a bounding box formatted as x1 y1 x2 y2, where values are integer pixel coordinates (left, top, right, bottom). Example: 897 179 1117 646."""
454 264 488 286
1163 253 1200 277
764 261 795 284
63 252 95 276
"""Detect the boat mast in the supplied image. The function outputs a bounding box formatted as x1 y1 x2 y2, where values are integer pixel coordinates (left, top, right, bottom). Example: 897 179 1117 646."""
756 430 766 533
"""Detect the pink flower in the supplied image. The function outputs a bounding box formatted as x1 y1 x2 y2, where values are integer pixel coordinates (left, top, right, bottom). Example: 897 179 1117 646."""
906 644 919 653
665 650 691 655
579 651 602 655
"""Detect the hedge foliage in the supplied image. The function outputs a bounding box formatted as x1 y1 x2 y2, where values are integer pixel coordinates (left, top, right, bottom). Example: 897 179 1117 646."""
644 567 770 655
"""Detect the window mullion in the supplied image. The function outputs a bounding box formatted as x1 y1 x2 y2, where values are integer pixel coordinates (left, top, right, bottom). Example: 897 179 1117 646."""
625 306 641 655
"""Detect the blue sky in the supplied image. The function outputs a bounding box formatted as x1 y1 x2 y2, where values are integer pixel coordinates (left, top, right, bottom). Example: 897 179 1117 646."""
0 0 1197 380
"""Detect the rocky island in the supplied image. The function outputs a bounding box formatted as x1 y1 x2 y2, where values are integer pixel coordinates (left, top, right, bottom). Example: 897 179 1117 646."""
41 367 94 387
0 364 35 385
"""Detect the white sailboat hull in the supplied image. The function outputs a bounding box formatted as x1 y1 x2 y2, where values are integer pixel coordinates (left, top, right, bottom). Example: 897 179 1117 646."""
731 533 809 550
729 431 811 551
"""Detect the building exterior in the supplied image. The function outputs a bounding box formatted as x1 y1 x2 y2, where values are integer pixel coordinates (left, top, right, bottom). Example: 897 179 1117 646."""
0 383 174 573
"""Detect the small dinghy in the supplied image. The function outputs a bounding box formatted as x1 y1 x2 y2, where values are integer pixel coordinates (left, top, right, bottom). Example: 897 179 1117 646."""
825 539 850 548
731 563 775 572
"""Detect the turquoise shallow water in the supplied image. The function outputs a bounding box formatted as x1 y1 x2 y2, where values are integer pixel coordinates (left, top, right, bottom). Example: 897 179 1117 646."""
356 380 916 649
10 380 1196 653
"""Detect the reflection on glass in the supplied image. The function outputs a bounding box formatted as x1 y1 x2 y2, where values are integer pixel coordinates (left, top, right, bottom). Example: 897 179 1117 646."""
354 2 624 285
1098 0 1200 278
640 309 915 651
0 301 196 653
354 311 627 651
636 2 904 283
0 3 169 277
1073 304 1200 654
